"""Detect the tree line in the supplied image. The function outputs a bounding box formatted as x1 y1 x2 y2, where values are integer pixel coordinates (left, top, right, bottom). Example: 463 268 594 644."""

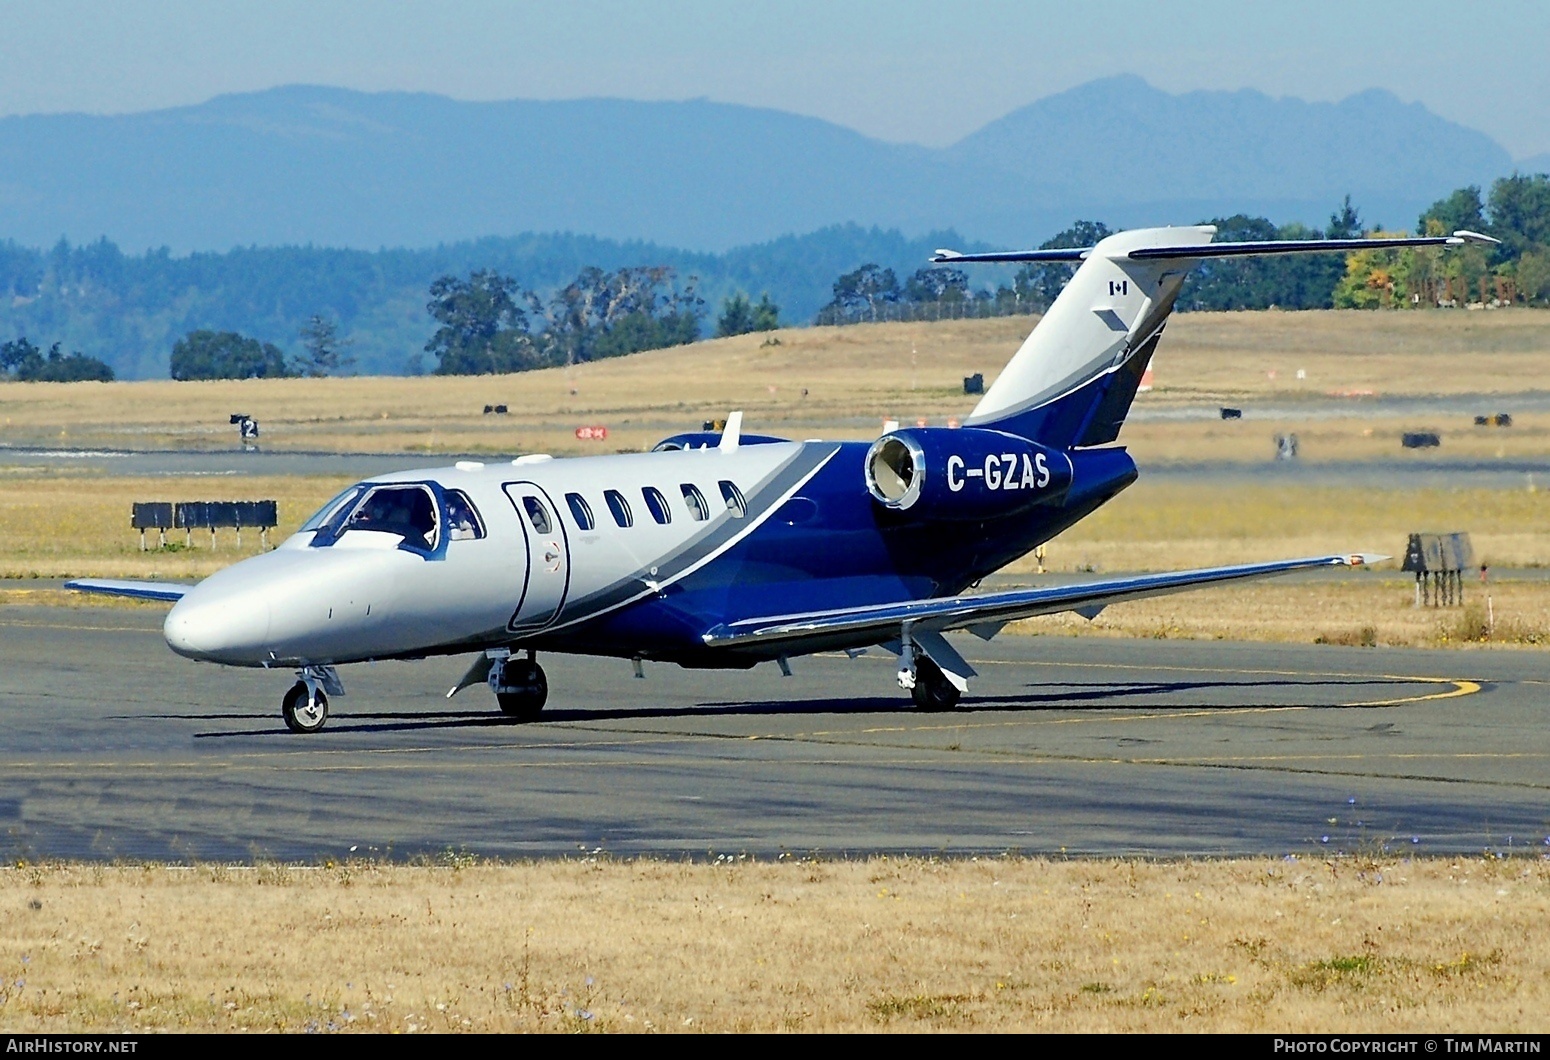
1 265 775 381
0 225 946 378
168 316 354 380
417 265 705 375
1334 175 1550 307
0 338 113 382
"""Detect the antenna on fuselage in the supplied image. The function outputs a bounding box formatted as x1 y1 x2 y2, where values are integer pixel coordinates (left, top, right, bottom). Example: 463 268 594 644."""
719 410 743 453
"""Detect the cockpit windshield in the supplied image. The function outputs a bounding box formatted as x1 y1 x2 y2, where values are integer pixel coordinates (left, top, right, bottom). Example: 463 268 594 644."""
299 485 366 534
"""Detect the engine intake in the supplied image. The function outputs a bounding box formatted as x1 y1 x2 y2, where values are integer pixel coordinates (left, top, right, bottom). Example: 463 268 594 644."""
865 427 1073 521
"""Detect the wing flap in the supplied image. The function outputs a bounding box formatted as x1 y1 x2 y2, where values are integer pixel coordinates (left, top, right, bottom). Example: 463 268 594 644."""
64 578 193 603
703 554 1385 650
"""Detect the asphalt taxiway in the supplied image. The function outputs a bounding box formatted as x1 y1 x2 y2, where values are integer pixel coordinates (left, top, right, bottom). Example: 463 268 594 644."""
3 600 1546 861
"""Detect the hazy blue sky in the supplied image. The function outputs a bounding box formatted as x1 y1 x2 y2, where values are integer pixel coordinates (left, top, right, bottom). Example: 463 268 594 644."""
2 0 1547 158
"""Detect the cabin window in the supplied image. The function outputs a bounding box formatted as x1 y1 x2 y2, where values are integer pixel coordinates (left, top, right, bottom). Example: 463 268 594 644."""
680 483 710 522
642 486 672 525
445 489 486 540
344 484 439 550
521 496 553 535
300 485 365 535
719 479 747 518
604 489 634 528
565 492 595 531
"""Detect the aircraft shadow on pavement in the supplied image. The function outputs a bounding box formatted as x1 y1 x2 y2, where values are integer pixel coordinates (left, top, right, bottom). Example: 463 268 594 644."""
688 675 1396 718
184 675 1406 738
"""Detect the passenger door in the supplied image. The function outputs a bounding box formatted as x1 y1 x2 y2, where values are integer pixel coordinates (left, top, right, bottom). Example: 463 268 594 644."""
502 482 570 632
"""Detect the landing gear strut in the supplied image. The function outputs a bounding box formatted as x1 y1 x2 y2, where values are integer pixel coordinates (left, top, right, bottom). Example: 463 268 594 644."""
494 653 548 721
910 655 961 712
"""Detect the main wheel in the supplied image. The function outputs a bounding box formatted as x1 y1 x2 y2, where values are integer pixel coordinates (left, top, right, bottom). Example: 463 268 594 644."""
910 656 961 711
496 660 548 721
282 681 329 734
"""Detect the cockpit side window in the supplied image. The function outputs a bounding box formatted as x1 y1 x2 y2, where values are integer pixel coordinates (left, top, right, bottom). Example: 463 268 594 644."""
522 496 553 535
680 483 710 522
344 484 439 551
445 489 486 540
642 486 672 525
565 492 595 531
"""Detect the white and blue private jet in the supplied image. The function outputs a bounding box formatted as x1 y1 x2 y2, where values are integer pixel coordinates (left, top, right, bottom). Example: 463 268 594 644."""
69 224 1495 732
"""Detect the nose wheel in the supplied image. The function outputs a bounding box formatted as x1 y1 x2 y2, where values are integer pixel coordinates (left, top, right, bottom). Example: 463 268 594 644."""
282 681 329 733
495 658 548 721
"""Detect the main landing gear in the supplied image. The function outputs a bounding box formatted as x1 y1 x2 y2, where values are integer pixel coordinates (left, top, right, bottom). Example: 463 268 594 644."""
896 636 964 712
909 656 962 711
443 648 549 722
494 653 548 721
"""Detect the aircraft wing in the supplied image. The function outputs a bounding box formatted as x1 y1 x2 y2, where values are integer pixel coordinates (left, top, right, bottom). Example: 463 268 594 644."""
64 578 193 602
702 553 1383 651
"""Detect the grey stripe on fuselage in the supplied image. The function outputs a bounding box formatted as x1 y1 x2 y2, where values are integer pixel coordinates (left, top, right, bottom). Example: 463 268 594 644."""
540 442 840 634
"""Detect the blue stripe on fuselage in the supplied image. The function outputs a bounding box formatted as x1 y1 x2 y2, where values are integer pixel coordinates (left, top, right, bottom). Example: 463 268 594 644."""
531 440 1138 663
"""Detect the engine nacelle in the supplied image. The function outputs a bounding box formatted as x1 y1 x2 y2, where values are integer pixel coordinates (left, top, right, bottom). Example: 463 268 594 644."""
864 427 1074 520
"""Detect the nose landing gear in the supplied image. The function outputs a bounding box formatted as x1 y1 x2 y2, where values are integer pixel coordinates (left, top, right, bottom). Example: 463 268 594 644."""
282 665 343 734
282 681 329 733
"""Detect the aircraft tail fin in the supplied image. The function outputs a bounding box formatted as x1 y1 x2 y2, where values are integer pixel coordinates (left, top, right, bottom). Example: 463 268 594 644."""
939 226 1497 448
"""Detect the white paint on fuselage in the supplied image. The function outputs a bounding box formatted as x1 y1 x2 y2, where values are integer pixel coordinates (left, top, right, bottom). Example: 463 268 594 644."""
163 441 825 667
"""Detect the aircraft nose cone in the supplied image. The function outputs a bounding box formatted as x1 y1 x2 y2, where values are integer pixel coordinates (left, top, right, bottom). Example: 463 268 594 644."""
164 589 271 663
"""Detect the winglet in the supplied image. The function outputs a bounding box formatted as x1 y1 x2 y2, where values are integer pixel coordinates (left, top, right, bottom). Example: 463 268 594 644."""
1450 229 1501 246
718 410 743 452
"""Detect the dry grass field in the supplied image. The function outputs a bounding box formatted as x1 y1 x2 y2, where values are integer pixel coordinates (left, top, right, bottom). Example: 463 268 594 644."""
2 309 1549 461
0 471 351 580
0 857 1544 1033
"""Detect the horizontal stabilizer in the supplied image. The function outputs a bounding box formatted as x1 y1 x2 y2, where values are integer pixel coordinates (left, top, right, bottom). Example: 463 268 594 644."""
64 578 192 602
704 553 1386 652
933 230 1497 265
933 247 1088 264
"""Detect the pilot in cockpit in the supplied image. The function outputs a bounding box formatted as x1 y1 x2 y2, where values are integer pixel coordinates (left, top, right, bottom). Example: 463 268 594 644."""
445 491 480 540
347 486 436 550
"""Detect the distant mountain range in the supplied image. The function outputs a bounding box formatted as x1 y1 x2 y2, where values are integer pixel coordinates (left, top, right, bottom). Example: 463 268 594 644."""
0 76 1531 253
